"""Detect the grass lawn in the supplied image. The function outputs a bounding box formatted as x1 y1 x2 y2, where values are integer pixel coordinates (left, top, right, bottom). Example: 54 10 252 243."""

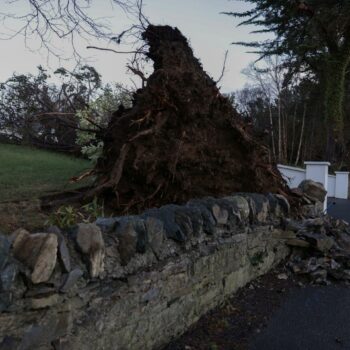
0 143 93 202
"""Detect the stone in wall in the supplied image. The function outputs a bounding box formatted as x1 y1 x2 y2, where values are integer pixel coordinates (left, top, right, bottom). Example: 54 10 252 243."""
299 179 327 203
12 229 58 284
0 193 292 350
75 223 105 278
291 179 326 218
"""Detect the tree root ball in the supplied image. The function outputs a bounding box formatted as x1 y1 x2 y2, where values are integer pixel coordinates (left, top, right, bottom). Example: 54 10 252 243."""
93 25 288 214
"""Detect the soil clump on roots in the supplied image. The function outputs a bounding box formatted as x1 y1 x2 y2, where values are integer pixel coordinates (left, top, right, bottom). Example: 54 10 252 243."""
93 25 288 213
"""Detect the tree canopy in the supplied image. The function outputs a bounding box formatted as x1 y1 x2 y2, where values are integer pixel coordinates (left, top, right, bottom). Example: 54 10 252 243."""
225 1 350 62
0 65 132 152
226 0 350 160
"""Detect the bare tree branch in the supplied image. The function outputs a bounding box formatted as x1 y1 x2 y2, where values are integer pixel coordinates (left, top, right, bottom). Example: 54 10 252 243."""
0 0 136 58
86 45 141 54
216 50 229 84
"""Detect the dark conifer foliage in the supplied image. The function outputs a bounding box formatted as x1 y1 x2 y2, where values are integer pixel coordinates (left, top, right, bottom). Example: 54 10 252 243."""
225 1 350 161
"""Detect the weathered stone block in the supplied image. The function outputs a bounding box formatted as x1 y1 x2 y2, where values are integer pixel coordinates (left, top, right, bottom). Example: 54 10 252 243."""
223 195 250 222
299 179 327 203
13 231 58 284
75 223 105 278
212 204 229 225
115 218 147 266
144 205 189 242
145 217 165 260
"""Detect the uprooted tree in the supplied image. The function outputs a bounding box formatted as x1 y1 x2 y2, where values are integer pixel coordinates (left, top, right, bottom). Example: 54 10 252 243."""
87 25 289 213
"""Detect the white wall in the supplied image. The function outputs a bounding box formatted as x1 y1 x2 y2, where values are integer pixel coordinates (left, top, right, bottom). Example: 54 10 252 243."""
277 164 306 189
277 163 349 201
328 175 336 198
335 172 349 199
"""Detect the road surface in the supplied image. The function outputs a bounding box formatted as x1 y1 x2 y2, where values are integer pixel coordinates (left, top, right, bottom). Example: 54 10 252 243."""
249 198 350 350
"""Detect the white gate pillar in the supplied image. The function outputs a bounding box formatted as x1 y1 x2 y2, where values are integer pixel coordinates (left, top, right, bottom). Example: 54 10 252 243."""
304 161 330 212
335 171 349 199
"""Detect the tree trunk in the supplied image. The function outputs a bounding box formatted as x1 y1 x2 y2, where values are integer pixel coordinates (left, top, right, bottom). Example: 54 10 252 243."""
277 97 282 162
289 103 298 164
324 55 350 161
282 107 288 162
295 103 306 166
308 117 316 161
268 105 276 161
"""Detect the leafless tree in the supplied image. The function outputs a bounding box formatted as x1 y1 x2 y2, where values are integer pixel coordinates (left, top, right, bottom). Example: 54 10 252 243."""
0 0 138 58
242 58 282 161
239 57 312 166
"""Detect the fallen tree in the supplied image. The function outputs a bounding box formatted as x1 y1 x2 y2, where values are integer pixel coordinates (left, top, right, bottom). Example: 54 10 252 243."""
90 25 288 213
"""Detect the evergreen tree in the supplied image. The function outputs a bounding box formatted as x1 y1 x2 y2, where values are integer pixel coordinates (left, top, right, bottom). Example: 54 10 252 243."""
225 0 350 160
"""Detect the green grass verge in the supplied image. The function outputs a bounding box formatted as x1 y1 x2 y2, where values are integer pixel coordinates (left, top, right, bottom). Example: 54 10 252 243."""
0 143 93 202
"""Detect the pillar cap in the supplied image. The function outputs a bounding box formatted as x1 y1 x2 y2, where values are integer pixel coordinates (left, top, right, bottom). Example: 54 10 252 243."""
335 171 350 174
304 161 331 166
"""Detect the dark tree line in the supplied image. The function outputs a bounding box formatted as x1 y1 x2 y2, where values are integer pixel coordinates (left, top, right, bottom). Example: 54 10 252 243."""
232 55 350 169
234 72 323 166
226 0 350 166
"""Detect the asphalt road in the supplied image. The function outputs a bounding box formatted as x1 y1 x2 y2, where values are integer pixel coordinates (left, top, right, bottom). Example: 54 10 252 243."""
327 198 350 223
249 198 350 350
249 286 350 350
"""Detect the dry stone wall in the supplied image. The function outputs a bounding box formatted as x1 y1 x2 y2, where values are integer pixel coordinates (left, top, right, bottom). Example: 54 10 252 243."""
0 193 291 350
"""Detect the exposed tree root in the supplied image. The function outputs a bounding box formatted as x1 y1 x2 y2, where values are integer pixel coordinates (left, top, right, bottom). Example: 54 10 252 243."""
90 25 290 214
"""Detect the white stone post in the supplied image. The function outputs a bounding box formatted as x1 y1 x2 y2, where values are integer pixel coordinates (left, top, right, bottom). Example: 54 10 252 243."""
304 161 330 212
335 171 349 199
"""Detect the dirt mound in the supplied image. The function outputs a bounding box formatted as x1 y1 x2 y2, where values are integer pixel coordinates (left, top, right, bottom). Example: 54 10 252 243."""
93 25 288 213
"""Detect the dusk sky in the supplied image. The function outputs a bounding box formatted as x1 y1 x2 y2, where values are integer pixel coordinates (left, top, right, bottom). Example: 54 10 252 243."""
0 0 268 93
